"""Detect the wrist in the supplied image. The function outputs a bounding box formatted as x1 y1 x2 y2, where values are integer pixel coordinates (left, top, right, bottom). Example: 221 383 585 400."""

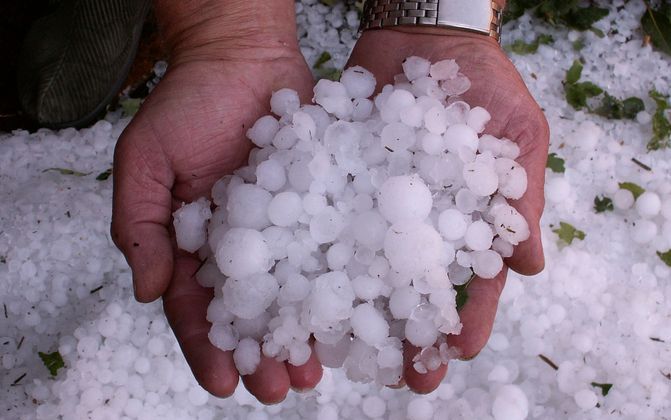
154 0 300 63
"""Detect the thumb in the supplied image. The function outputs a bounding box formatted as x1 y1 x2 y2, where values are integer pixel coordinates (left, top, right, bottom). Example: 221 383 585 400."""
111 122 175 302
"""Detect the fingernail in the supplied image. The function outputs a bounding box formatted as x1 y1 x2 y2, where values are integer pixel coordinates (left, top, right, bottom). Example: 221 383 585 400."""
458 351 480 361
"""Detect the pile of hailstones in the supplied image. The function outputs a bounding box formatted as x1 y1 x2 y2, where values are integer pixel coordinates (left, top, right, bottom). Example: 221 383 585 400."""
173 57 529 385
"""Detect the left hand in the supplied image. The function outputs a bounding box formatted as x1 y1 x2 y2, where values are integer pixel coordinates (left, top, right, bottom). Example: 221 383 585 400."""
348 28 549 393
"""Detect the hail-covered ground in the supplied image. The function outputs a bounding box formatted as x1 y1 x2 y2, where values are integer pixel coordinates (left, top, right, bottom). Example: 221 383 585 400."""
1 0 670 419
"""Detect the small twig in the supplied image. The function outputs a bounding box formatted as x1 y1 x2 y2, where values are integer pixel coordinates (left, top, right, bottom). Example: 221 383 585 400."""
17 336 25 350
631 157 652 171
191 257 209 279
11 373 26 386
538 354 559 370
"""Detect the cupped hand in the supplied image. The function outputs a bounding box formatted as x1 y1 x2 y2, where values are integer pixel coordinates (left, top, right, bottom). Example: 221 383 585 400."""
348 28 550 393
111 43 323 403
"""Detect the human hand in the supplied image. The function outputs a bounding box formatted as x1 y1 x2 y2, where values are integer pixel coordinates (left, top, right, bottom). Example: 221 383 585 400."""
111 0 322 404
347 28 549 393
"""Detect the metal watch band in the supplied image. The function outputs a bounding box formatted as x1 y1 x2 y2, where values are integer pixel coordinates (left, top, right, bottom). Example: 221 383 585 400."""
360 0 502 43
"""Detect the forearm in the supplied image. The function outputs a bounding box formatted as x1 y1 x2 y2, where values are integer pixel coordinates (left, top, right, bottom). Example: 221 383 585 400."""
153 0 299 59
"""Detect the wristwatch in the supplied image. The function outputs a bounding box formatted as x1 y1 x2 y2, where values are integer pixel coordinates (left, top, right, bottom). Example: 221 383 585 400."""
359 0 503 43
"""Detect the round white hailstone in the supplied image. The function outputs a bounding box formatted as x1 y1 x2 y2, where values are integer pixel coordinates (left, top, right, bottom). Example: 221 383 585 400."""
445 100 470 124
421 132 445 155
635 191 662 218
272 125 299 150
352 98 374 121
313 79 353 119
573 389 598 410
570 120 601 151
471 250 504 279
350 303 389 347
262 226 293 260
206 298 234 324
246 115 280 147
632 219 658 244
223 274 279 319
255 159 286 192
352 275 384 300
302 193 327 215
173 198 212 253
362 395 387 418
270 88 300 117
381 122 416 150
352 210 388 251
384 221 446 277
424 106 448 134
613 189 635 210
389 286 421 319
545 177 571 203
407 398 434 420
662 198 671 219
314 335 351 368
306 271 355 327
463 161 499 196
268 192 303 227
289 341 312 366
637 110 652 124
466 106 491 133
327 243 354 270
400 104 424 127
310 207 345 244
378 175 432 224
278 273 310 304
495 158 528 200
208 324 239 351
227 184 272 230
215 228 272 279
438 209 469 241
444 124 479 156
292 111 317 142
494 206 530 245
465 220 494 251
492 237 514 258
233 338 261 376
341 66 376 99
455 188 479 214
429 59 459 80
492 385 529 420
441 73 471 96
381 89 416 122
402 56 431 81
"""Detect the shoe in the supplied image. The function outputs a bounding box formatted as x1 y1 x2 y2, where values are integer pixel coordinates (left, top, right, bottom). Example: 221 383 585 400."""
17 0 151 128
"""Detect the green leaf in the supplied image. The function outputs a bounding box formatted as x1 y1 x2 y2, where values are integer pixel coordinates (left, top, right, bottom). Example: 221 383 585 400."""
619 182 645 200
38 351 65 377
506 34 554 55
319 0 336 5
593 93 644 120
546 153 566 173
43 168 91 177
313 51 332 69
566 60 583 84
622 97 646 119
317 68 343 82
120 98 142 116
564 6 609 31
657 249 671 266
648 90 671 150
572 38 586 51
454 274 475 311
641 3 671 56
552 221 586 245
594 196 614 213
590 382 613 396
565 82 603 110
96 168 112 181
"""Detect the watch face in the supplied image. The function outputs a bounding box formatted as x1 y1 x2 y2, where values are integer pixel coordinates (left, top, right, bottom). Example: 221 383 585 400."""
437 0 493 34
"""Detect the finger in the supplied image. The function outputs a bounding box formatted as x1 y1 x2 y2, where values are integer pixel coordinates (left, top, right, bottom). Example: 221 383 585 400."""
163 251 239 397
402 342 448 394
286 345 323 392
242 356 291 405
111 125 175 302
446 268 508 359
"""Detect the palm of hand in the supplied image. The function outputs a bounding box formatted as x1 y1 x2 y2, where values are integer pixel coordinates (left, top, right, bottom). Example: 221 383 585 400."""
112 56 323 403
348 29 549 393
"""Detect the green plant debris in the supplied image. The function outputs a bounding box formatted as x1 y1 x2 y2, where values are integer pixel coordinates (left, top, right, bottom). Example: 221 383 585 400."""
657 249 671 267
618 182 645 200
317 68 342 82
553 222 586 245
641 1 671 56
120 98 142 116
546 153 566 173
506 34 554 55
572 38 586 51
454 273 475 311
592 94 645 120
43 168 91 177
96 168 112 181
594 196 614 213
503 0 608 32
648 90 671 150
590 382 613 396
313 51 332 69
38 351 65 377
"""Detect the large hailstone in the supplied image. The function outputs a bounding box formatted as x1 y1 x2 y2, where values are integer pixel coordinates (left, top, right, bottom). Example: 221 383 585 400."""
215 228 272 279
384 221 446 277
377 175 433 224
223 273 279 319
